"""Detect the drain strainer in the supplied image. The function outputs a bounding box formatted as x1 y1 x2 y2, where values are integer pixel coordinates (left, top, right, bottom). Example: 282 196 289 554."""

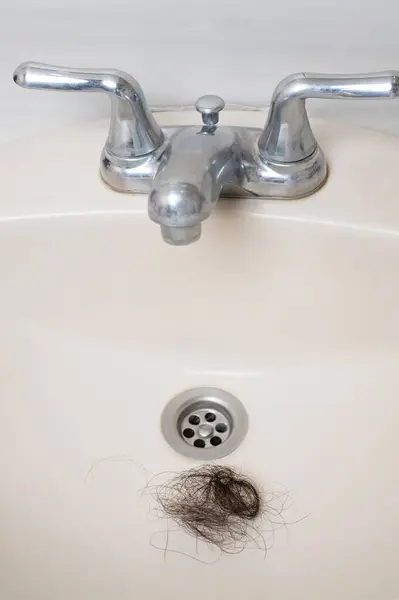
161 387 248 459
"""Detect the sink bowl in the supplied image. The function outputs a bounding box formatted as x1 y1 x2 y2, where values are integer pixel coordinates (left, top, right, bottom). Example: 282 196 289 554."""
0 111 398 600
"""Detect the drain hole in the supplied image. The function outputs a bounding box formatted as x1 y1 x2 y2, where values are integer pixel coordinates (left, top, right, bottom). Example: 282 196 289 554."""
194 439 206 448
216 423 228 433
183 428 195 439
210 436 222 446
161 387 249 459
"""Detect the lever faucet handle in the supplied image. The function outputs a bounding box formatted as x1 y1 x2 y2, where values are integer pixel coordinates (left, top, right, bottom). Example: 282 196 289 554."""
259 71 399 163
13 62 163 159
195 95 225 126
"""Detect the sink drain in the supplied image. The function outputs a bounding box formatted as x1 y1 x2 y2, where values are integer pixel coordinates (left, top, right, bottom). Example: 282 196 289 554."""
161 387 248 459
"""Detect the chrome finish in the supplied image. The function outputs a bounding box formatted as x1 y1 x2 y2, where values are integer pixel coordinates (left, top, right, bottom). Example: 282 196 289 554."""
161 224 202 246
195 94 225 126
13 62 399 244
238 127 327 198
148 125 240 244
161 387 248 460
13 62 163 158
259 71 399 163
197 424 214 438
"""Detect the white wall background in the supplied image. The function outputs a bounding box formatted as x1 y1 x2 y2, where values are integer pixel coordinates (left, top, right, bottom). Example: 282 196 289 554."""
1 0 399 141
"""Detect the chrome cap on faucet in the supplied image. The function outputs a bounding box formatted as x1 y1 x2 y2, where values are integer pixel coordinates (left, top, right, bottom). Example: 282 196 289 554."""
195 94 225 126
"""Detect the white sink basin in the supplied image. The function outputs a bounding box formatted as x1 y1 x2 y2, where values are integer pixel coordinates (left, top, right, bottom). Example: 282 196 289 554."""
0 111 398 600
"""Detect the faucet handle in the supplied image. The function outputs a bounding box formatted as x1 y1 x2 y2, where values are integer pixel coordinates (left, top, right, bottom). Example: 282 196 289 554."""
195 95 225 126
13 62 163 159
259 71 399 163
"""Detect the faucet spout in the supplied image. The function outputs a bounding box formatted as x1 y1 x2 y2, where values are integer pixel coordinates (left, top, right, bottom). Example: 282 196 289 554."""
148 125 239 245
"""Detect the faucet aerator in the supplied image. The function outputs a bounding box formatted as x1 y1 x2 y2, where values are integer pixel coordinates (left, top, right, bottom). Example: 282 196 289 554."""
148 183 208 245
161 224 202 246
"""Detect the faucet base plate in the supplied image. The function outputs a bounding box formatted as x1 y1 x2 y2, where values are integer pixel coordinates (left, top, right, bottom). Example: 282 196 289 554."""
100 126 328 201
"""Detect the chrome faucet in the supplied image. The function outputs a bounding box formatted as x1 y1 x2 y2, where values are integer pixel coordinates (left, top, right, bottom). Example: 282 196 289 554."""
13 62 399 245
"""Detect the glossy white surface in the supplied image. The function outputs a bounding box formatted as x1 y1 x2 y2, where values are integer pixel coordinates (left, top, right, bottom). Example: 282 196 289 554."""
0 111 398 600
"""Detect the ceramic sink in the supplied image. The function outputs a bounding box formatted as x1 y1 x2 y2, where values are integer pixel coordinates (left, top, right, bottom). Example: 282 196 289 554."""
0 110 398 600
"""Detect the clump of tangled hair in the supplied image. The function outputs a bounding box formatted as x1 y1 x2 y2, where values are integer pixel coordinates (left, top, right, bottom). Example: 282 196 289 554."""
154 465 264 553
